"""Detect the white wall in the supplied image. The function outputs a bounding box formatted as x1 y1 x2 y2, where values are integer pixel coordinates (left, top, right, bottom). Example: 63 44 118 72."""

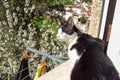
107 0 120 73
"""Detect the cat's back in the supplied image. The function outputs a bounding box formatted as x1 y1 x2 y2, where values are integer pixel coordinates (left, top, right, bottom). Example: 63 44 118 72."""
71 35 119 80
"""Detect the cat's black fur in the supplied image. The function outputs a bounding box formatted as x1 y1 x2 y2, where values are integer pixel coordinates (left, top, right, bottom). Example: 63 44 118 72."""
70 34 119 80
59 16 119 80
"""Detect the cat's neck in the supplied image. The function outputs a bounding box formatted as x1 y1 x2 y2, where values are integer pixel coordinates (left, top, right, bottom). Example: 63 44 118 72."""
66 32 78 46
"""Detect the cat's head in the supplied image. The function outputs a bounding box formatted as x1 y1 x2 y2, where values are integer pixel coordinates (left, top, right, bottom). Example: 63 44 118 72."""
57 16 79 42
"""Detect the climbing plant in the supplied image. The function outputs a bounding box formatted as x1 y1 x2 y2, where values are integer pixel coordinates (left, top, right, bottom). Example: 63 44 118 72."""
0 0 71 79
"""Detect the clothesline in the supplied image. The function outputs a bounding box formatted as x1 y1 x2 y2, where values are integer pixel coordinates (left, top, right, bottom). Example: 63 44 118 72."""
26 47 68 64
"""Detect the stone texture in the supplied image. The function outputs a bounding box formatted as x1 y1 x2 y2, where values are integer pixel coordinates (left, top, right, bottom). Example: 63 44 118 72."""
88 0 103 37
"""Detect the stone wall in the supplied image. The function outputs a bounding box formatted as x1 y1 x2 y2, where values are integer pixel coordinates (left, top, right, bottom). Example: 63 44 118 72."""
88 0 103 37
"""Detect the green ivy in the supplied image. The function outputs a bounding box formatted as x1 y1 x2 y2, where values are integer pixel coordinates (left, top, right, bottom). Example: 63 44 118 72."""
78 16 88 24
84 0 92 3
33 16 58 30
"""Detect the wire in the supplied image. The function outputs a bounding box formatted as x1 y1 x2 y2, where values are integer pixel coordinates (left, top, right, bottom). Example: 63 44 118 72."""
26 47 66 63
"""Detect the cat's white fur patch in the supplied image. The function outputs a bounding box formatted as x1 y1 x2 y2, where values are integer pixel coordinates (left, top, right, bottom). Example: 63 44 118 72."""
57 28 68 41
57 27 81 67
57 27 78 44
68 48 80 68
68 37 81 68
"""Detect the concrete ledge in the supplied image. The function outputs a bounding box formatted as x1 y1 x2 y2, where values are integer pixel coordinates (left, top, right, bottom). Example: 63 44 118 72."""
38 60 72 80
38 60 120 80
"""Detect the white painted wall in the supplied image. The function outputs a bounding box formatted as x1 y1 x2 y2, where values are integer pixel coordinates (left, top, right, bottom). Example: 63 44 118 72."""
107 0 120 73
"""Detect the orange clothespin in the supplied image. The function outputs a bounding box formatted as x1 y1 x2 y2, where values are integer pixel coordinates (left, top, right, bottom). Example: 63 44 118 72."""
23 51 28 60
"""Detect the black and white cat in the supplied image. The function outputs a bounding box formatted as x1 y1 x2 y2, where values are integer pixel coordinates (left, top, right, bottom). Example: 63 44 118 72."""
57 16 119 80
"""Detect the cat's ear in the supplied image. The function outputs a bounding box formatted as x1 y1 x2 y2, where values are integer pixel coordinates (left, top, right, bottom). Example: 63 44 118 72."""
57 17 66 25
67 16 74 29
